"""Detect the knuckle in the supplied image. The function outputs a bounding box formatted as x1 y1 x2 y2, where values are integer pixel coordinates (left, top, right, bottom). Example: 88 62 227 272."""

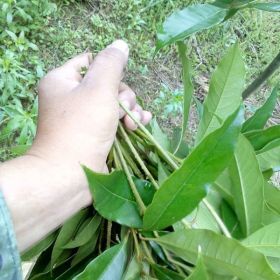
38 69 59 94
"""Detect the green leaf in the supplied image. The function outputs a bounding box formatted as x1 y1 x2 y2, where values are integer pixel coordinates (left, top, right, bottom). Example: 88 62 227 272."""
242 222 280 258
183 191 221 233
196 44 245 142
151 119 170 150
187 255 209 280
156 4 228 50
264 182 280 215
134 178 155 206
242 85 279 132
22 231 57 261
213 169 234 207
74 242 128 280
173 41 193 154
229 134 264 236
257 139 280 171
155 229 280 279
170 127 189 158
122 255 141 280
249 3 280 12
220 200 243 239
244 125 280 151
143 108 243 230
151 264 184 280
83 168 143 228
71 231 99 267
63 215 101 249
213 0 255 9
51 209 88 267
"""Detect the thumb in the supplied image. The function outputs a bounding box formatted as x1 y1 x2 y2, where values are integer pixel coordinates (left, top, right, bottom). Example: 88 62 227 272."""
82 40 129 95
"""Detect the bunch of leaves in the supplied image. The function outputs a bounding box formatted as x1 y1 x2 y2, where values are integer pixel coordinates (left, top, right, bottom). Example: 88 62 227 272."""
22 1 280 279
0 0 56 159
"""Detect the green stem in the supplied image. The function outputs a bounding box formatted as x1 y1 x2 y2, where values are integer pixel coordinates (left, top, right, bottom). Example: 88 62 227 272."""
118 140 143 178
119 105 231 237
203 199 232 238
106 221 112 249
242 50 280 99
112 147 122 170
171 259 193 274
153 231 186 276
119 124 160 190
120 102 179 170
142 240 155 264
114 139 147 215
132 229 142 262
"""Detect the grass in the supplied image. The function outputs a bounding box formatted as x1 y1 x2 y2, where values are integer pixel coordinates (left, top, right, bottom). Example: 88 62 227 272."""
1 0 280 160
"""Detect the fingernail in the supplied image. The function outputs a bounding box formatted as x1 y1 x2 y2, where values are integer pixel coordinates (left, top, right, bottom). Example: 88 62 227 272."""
109 40 129 57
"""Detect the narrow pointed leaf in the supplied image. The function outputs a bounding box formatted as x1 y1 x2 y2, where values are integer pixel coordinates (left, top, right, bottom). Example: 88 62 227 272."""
83 168 142 228
243 222 280 258
74 242 127 280
242 85 279 132
143 108 243 230
156 4 227 50
22 231 57 261
173 41 193 153
71 231 99 267
63 215 101 249
151 119 170 150
151 264 184 280
187 255 209 280
257 139 280 171
196 44 245 142
264 182 280 215
122 255 141 280
229 134 264 236
249 3 280 12
244 125 280 151
220 200 243 239
155 229 280 280
51 209 89 267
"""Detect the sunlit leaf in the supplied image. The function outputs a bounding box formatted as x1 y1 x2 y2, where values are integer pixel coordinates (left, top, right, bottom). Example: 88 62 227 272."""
243 222 280 258
229 135 264 236
156 4 228 50
143 108 243 230
74 241 128 280
155 229 280 279
196 44 245 142
83 168 143 228
242 85 279 132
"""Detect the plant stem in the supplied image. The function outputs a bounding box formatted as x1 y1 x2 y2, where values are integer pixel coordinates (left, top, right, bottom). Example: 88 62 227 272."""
112 147 122 170
120 102 179 170
119 124 160 190
131 229 142 262
118 140 143 178
119 104 231 237
171 259 193 274
114 139 147 215
106 221 112 249
242 50 280 99
153 231 186 276
203 198 232 238
142 240 155 264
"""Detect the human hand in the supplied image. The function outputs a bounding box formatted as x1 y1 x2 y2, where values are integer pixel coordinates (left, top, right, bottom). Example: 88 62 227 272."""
29 40 152 172
0 40 152 251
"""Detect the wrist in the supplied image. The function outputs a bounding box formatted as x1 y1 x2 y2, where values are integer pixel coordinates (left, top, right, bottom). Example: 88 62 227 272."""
0 154 93 251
